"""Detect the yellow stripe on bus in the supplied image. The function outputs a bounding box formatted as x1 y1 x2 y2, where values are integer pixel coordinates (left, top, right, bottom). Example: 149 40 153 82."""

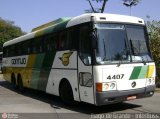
27 54 36 67
22 54 37 88
146 65 155 78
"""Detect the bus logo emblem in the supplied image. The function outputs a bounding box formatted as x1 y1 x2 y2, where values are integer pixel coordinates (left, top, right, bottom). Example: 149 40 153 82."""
59 52 73 66
131 81 136 88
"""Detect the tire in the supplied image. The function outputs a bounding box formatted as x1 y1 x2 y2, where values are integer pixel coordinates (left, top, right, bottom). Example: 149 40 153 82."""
17 75 24 92
11 74 17 89
59 80 74 105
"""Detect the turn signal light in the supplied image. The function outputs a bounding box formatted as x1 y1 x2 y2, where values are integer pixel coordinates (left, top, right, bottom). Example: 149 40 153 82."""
96 83 102 92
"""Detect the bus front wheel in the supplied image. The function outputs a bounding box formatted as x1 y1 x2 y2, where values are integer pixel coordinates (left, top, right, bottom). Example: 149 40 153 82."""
59 80 74 105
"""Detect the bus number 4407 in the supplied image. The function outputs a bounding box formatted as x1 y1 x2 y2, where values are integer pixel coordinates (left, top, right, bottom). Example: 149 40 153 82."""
106 74 124 80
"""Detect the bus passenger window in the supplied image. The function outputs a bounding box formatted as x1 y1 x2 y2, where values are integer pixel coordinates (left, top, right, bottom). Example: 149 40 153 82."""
22 40 30 54
79 25 91 65
44 34 56 52
10 45 15 56
3 47 8 57
58 31 67 50
31 38 43 54
58 32 64 50
16 43 22 56
67 28 79 50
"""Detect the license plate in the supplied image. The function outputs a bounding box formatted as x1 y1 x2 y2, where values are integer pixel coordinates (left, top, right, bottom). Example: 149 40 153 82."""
127 96 136 100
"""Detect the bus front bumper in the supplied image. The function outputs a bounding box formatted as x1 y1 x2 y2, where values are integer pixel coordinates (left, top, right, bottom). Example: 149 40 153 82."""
95 85 156 106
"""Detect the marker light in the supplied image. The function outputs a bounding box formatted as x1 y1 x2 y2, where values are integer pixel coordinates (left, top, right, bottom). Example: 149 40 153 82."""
147 78 155 86
91 16 96 22
148 79 152 84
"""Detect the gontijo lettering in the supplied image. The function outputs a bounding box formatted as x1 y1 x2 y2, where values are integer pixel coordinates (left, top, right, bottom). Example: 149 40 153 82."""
11 58 26 65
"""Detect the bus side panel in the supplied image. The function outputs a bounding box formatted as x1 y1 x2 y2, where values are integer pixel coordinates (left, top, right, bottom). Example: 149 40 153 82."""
37 52 56 91
46 69 79 101
46 51 80 101
29 52 56 91
3 51 80 101
29 54 45 90
3 56 29 85
3 67 12 83
3 52 56 92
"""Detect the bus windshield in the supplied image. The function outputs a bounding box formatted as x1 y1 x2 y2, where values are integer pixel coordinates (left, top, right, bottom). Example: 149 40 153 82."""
95 23 152 64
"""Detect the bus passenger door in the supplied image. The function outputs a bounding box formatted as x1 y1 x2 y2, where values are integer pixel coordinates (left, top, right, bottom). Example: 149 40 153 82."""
78 57 94 104
78 24 94 104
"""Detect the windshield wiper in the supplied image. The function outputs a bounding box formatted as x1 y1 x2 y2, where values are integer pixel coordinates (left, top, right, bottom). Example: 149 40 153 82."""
102 38 107 61
130 39 137 55
117 41 128 67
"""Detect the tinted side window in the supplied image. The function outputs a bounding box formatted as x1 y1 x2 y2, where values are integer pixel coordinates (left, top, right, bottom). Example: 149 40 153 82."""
57 29 79 50
23 40 31 54
79 25 91 65
10 45 15 57
16 43 23 56
44 34 57 52
31 38 43 54
67 28 79 50
3 47 8 57
58 31 67 50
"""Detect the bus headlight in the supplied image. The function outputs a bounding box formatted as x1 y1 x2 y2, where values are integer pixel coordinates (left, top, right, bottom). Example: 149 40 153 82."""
96 82 117 92
103 83 110 90
110 83 116 89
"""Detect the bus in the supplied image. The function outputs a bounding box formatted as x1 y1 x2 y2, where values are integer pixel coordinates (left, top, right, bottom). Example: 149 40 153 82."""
2 13 156 105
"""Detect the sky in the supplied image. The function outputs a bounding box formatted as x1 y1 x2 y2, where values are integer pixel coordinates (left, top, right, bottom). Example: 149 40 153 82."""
0 0 160 33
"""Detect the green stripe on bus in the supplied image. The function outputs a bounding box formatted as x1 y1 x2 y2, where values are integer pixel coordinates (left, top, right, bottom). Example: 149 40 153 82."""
32 18 71 32
30 53 45 89
130 66 142 79
138 66 148 79
34 53 45 68
38 52 56 91
30 70 41 90
35 18 71 37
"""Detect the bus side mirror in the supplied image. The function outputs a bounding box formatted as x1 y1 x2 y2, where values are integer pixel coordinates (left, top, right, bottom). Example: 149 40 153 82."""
90 32 97 49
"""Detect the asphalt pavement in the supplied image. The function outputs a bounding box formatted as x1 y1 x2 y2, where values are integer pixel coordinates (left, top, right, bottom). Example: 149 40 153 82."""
0 74 160 119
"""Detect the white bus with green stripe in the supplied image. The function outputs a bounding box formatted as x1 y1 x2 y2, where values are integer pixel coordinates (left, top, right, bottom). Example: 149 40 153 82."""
3 13 156 105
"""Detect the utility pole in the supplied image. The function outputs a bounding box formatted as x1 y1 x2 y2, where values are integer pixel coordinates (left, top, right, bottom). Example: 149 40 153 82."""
123 0 140 15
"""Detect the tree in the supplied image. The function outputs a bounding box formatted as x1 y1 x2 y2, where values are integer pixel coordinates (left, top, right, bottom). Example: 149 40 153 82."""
0 17 26 51
86 0 108 13
146 17 160 87
123 0 141 15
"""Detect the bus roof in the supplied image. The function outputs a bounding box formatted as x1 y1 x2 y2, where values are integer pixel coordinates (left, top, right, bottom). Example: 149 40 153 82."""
3 13 145 47
67 13 145 27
